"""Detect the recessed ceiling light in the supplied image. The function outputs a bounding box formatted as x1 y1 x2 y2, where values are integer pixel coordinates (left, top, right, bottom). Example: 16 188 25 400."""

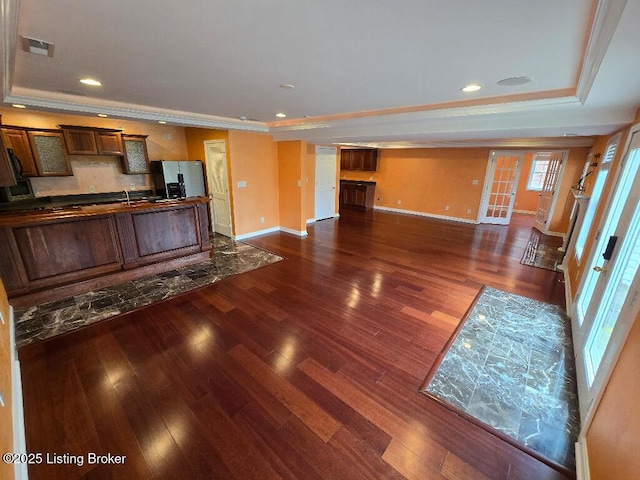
497 76 532 86
461 84 482 92
97 113 108 118
275 113 287 118
563 133 578 137
158 120 167 124
80 78 102 86
238 116 247 121
12 104 26 109
280 84 295 89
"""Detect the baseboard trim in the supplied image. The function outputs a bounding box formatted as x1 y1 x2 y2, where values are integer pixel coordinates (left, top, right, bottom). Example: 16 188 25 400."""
512 209 536 215
307 214 339 224
575 435 591 480
374 206 478 224
234 226 280 240
563 264 573 314
280 227 308 237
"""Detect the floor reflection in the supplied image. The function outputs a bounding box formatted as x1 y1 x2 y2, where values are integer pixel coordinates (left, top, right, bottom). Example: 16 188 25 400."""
14 234 283 348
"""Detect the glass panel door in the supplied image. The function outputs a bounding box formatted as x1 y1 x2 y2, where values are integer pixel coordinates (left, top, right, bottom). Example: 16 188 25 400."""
574 129 640 422
534 151 567 232
479 151 523 225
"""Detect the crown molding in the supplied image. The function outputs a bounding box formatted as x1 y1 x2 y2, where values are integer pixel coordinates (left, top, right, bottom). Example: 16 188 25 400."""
0 0 19 102
4 91 269 132
575 0 628 103
340 137 597 149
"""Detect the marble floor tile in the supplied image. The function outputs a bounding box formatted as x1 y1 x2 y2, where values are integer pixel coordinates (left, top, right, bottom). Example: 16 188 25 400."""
14 234 283 348
423 286 580 471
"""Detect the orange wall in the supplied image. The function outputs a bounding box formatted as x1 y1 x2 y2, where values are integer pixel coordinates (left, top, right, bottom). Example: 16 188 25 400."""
587 310 640 480
184 127 235 233
547 147 591 233
0 278 14 480
342 148 489 221
227 130 279 235
0 107 187 197
278 141 307 233
513 152 538 213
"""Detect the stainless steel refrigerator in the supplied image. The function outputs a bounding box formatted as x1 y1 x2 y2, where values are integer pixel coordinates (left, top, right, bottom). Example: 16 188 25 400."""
151 160 206 198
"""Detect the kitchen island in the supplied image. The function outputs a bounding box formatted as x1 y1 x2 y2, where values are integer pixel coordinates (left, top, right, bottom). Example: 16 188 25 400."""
0 197 211 307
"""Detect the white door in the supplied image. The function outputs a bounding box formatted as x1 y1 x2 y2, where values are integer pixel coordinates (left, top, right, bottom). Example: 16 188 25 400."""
315 146 337 221
534 151 567 233
573 128 640 422
479 151 523 224
204 140 233 237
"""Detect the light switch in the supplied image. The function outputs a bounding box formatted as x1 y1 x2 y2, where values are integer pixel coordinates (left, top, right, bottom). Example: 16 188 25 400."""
297 180 302 187
237 181 247 188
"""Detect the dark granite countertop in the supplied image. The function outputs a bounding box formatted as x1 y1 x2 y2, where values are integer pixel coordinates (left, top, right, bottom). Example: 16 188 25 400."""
0 190 160 213
340 180 377 186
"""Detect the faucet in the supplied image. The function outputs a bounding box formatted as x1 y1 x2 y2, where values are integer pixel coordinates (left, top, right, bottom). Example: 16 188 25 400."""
122 189 131 206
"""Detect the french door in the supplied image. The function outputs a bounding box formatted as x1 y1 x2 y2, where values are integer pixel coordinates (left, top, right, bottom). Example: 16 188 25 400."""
573 127 640 422
479 151 523 224
534 151 567 233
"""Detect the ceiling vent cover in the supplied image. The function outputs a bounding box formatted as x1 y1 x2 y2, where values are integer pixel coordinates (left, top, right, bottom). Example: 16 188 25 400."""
21 36 55 57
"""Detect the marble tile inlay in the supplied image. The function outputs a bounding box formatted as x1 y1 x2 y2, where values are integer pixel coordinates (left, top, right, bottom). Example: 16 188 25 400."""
423 286 580 471
15 234 283 348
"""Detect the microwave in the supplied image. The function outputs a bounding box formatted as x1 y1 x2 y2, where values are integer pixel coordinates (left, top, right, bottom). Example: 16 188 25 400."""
0 179 35 202
1 147 36 202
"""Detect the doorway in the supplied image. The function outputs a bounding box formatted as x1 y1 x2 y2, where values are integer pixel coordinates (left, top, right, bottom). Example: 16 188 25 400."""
533 151 568 233
315 146 337 221
573 126 640 423
479 151 523 224
204 140 233 237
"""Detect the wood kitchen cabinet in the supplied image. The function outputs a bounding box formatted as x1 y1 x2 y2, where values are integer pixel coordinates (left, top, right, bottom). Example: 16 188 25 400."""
0 198 211 304
340 148 378 171
121 135 150 174
339 180 376 209
27 130 73 176
0 134 15 187
62 127 98 155
1 128 39 178
96 131 124 155
61 125 124 156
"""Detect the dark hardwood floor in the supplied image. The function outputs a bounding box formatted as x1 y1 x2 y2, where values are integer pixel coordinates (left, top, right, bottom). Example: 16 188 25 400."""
18 209 569 480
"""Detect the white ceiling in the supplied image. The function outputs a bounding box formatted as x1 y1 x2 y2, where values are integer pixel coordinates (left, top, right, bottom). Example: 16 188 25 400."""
2 0 639 147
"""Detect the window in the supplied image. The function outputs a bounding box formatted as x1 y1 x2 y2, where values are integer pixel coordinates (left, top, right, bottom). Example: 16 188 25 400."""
526 154 551 190
574 135 620 262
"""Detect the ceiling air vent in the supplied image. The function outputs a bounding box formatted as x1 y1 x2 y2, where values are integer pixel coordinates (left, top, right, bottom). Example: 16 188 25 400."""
21 36 55 57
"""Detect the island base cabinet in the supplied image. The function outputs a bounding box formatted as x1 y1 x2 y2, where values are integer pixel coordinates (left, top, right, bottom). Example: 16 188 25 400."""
116 204 209 268
0 199 211 304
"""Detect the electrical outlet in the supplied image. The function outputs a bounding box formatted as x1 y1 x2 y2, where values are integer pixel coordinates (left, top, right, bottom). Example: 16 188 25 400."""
467 208 473 214
163 133 172 140
260 217 265 223
445 205 450 211
89 185 96 193
397 200 402 205
472 179 479 185
130 183 136 190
